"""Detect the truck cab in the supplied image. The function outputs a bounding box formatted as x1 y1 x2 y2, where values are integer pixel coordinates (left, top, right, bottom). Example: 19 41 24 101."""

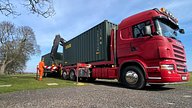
117 8 190 88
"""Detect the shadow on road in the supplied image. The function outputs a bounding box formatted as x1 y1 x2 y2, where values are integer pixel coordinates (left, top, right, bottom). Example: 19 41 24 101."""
87 79 175 91
43 76 176 91
143 86 175 91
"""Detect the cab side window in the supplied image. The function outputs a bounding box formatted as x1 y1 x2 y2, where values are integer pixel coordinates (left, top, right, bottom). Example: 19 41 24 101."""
132 21 151 38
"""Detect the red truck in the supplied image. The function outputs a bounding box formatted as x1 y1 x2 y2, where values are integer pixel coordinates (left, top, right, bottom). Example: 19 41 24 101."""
44 8 190 89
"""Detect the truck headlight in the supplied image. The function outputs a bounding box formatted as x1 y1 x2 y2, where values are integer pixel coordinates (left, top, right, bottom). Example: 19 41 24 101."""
160 64 174 70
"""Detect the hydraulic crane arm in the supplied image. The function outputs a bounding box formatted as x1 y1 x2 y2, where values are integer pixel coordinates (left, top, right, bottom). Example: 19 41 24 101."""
50 35 65 64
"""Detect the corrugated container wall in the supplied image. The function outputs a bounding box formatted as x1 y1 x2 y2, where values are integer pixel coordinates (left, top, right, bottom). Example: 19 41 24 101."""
42 53 63 66
63 20 117 66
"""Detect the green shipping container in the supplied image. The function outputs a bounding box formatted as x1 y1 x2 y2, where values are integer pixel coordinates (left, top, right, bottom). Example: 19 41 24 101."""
64 20 117 66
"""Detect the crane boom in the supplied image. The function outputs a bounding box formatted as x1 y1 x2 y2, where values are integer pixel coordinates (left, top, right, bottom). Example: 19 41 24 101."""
50 35 65 64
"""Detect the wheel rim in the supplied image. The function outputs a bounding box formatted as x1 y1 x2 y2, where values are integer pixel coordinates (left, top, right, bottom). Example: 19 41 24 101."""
44 73 47 77
125 70 138 84
70 72 74 80
63 72 67 79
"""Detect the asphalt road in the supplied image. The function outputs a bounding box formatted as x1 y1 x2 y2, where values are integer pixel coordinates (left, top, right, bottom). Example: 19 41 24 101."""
0 80 191 108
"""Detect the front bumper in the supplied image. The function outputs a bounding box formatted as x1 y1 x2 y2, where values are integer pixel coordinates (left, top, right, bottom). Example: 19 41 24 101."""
146 59 190 84
146 67 190 84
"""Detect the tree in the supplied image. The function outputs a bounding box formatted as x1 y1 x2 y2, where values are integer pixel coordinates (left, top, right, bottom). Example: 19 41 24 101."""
0 0 55 18
0 21 40 75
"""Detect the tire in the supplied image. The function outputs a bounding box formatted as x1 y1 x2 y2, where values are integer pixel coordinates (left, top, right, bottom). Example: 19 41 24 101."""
121 66 146 89
69 70 76 81
62 71 68 80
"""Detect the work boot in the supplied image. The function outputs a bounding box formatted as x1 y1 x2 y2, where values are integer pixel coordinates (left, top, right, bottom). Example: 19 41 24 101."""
39 76 43 81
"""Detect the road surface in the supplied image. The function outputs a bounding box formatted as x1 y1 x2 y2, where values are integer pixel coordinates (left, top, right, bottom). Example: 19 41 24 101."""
0 80 191 108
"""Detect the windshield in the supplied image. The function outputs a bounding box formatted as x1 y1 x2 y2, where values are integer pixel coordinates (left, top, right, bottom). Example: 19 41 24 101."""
155 18 179 40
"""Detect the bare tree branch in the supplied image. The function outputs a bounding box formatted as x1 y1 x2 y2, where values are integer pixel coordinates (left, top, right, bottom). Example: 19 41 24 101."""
0 0 55 18
0 0 20 16
26 0 55 18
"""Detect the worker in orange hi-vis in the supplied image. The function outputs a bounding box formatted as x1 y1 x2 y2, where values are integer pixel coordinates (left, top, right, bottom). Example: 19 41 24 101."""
38 58 45 81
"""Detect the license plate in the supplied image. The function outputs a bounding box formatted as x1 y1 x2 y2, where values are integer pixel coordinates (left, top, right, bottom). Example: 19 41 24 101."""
182 76 187 80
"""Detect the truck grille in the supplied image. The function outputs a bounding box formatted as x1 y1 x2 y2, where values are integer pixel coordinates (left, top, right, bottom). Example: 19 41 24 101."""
172 45 186 72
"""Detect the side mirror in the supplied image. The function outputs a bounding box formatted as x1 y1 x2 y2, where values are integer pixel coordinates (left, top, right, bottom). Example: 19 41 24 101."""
179 29 185 34
143 25 152 36
153 31 160 35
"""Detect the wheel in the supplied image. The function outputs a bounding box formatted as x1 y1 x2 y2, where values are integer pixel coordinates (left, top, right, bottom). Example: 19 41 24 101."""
62 71 68 80
121 66 146 89
69 70 76 81
150 84 165 88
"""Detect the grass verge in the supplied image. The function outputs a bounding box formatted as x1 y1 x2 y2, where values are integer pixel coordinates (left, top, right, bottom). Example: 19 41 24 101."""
0 73 191 94
0 74 78 94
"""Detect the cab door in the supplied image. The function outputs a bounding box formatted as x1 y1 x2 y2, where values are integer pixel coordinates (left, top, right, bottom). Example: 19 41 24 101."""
130 20 158 60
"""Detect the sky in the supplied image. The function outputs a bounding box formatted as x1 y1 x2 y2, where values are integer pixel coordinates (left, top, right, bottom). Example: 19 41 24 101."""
0 0 192 72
